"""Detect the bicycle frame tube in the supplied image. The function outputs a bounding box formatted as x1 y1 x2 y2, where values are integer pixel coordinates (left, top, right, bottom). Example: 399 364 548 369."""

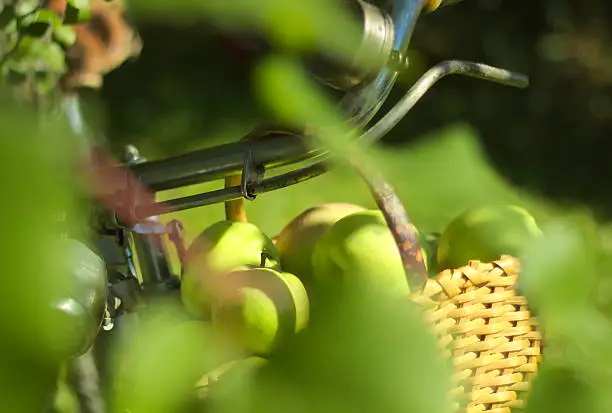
122 149 177 290
128 224 176 291
63 95 178 293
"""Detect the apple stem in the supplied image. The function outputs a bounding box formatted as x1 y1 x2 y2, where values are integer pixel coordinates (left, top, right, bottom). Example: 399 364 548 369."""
260 251 271 267
355 166 429 292
225 175 248 222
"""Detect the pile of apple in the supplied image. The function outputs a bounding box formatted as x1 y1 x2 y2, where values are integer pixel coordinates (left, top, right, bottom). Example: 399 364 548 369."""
180 203 542 399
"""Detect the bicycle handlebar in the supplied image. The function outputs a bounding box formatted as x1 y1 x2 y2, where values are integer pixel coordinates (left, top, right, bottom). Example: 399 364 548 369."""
132 0 428 191
132 132 318 191
131 60 528 219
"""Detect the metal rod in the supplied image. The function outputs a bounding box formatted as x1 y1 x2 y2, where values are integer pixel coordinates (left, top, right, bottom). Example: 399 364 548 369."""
131 133 317 191
340 0 427 126
121 147 175 288
134 162 328 219
361 60 529 144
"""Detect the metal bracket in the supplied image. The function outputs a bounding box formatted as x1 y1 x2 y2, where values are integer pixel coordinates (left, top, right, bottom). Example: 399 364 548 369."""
240 150 265 201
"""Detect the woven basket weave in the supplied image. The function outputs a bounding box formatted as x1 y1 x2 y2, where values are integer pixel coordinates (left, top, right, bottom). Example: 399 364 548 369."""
410 255 543 413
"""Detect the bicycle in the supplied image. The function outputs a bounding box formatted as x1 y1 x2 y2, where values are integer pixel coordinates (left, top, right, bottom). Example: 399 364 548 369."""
54 0 530 411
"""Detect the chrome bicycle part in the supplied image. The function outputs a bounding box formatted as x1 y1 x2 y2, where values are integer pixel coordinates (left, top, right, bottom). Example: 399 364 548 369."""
339 0 426 126
305 0 396 91
361 60 530 144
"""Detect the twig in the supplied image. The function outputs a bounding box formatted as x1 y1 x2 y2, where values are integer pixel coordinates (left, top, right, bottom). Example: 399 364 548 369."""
352 160 429 292
65 348 106 413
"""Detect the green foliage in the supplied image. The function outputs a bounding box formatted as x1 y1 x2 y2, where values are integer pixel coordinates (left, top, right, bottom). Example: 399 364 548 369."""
521 220 612 413
130 0 361 63
64 0 92 24
249 292 453 413
109 303 224 413
0 0 87 96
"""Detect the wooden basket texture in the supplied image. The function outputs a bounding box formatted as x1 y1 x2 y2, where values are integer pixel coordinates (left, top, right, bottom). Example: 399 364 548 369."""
410 255 543 413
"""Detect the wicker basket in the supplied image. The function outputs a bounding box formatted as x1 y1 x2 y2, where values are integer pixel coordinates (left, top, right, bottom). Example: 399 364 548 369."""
411 255 543 413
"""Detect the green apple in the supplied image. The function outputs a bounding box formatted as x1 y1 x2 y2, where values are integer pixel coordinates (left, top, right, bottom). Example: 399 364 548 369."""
436 204 543 270
181 220 281 319
210 267 309 356
275 203 366 287
311 209 427 297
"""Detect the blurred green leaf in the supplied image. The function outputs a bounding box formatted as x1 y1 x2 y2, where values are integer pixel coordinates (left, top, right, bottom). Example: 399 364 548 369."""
52 24 77 45
14 0 38 17
524 364 598 413
67 0 91 14
20 8 57 26
12 36 66 73
0 5 14 29
254 54 372 169
18 9 75 45
248 291 453 413
519 216 612 413
131 0 361 63
0 93 82 412
20 21 49 37
520 218 598 312
109 301 227 413
64 2 92 24
5 67 27 84
34 70 59 93
373 125 534 231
